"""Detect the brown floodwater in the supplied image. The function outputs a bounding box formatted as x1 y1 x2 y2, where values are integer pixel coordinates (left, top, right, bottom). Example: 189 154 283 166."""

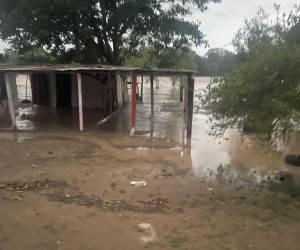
1 75 300 189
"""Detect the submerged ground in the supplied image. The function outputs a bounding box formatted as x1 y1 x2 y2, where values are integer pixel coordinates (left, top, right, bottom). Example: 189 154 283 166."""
1 77 300 250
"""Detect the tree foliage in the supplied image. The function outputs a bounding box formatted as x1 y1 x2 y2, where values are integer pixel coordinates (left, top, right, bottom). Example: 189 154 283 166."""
0 0 220 65
201 5 300 140
126 46 235 75
126 46 198 70
204 48 235 75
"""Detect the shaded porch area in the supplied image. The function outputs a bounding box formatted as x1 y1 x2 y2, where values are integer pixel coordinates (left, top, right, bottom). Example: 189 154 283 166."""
0 64 195 139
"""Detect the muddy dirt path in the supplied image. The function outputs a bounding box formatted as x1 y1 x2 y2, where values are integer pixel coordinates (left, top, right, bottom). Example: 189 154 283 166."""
1 132 300 250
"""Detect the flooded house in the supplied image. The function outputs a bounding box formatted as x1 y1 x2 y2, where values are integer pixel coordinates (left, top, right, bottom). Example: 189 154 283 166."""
0 64 195 137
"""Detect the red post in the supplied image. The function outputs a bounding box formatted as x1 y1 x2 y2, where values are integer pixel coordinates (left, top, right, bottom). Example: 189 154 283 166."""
131 74 137 134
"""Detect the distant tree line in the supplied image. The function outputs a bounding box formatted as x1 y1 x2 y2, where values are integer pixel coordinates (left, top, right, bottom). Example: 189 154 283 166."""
125 46 236 76
0 44 237 76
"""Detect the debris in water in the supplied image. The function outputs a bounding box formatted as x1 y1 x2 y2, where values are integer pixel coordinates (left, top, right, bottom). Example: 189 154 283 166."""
3 195 23 201
2 180 68 192
130 181 147 187
136 223 156 243
18 138 24 143
21 99 31 104
160 166 175 177
0 184 7 189
284 155 300 167
130 128 136 137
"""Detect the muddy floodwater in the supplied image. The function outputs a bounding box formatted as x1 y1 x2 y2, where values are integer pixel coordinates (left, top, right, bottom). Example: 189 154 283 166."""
1 77 300 250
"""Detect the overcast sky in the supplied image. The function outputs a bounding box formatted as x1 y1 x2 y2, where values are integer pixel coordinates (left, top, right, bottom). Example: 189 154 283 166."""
196 0 298 55
0 0 298 55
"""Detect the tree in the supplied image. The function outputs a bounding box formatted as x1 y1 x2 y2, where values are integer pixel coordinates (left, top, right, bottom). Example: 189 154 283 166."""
201 5 300 140
0 0 221 65
205 48 235 75
125 47 160 68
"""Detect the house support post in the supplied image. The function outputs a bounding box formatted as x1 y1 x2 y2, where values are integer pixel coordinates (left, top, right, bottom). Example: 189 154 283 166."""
186 74 194 138
141 75 144 102
77 73 84 132
109 74 113 113
130 74 137 136
180 77 183 103
150 75 154 116
5 73 17 130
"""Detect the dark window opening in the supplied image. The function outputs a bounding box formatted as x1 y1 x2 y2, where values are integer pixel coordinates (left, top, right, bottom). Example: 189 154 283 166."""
56 74 72 108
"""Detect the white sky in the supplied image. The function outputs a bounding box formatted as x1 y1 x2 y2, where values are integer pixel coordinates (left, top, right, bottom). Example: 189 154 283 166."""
0 40 8 53
0 0 298 55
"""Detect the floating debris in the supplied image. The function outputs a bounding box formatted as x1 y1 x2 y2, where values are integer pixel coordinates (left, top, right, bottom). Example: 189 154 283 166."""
3 195 23 201
160 166 175 177
130 181 147 187
2 179 68 192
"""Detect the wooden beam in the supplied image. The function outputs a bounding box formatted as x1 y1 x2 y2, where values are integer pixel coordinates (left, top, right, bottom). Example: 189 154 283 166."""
130 74 137 136
186 75 195 138
150 75 154 116
5 73 17 130
77 73 84 132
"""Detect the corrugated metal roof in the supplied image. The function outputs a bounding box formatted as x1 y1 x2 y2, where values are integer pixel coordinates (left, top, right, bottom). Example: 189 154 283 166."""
0 63 194 76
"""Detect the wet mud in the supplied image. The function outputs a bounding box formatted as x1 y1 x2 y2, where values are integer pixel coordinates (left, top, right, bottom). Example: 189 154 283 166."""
1 133 300 250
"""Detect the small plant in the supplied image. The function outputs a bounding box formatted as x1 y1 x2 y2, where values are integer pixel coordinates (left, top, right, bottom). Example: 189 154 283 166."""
169 233 187 248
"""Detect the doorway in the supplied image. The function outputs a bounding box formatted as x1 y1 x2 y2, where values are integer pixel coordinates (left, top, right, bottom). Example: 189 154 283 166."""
56 74 72 108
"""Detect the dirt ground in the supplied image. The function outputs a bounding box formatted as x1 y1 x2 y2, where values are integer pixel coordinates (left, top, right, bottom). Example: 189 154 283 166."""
1 132 300 250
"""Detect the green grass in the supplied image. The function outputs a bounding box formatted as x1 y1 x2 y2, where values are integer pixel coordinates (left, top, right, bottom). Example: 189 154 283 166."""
169 233 187 248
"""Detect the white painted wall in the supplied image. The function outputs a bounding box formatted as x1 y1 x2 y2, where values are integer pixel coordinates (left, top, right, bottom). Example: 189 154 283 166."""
6 73 17 104
116 74 124 108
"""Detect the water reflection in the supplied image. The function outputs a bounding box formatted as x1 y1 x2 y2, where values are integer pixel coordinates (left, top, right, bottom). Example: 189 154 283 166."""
2 75 300 193
191 77 300 194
